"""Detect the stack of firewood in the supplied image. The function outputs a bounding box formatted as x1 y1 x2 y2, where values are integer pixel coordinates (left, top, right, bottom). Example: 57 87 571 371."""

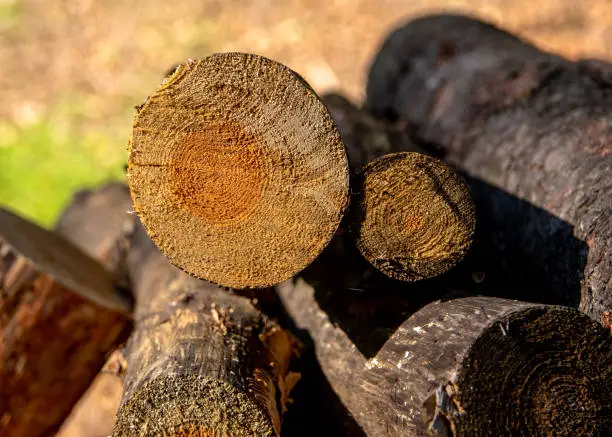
1 14 610 437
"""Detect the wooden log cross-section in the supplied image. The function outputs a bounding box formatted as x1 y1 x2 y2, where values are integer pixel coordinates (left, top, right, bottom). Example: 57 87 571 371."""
350 152 475 282
366 14 612 324
321 94 476 282
127 52 350 289
58 184 302 437
0 205 132 437
277 279 612 437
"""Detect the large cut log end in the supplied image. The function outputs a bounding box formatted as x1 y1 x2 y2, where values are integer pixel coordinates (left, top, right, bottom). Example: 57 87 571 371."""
128 53 349 289
352 152 475 281
420 303 612 436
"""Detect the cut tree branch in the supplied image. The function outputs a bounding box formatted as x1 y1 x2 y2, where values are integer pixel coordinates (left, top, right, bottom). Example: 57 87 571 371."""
277 278 612 436
0 198 132 437
72 184 304 436
350 152 475 281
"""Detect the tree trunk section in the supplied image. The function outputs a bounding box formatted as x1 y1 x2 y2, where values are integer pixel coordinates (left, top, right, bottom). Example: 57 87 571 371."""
365 14 612 324
277 278 612 436
0 187 133 437
128 53 349 289
112 218 300 436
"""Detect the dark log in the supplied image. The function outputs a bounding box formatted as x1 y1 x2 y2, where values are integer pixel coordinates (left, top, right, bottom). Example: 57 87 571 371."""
366 14 612 324
128 53 349 289
277 277 612 436
54 182 137 290
321 93 425 170
111 208 300 435
0 195 132 437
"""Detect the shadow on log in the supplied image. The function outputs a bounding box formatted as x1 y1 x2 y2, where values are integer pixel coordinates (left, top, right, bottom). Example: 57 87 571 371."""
365 13 612 324
277 279 612 436
300 202 585 360
279 328 367 437
448 176 588 309
319 94 587 357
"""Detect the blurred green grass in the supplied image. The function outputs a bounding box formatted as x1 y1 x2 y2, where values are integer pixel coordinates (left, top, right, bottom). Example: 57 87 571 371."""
0 104 126 227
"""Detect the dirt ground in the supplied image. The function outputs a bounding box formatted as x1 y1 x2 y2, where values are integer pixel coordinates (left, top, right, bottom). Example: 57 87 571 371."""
1 0 611 436
2 0 611 130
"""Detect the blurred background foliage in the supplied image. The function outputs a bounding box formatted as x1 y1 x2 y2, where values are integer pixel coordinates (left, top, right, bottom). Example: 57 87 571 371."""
0 0 611 227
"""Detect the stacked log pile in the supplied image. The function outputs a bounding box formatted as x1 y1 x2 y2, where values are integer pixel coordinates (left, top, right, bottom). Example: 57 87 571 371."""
1 17 611 437
366 14 612 323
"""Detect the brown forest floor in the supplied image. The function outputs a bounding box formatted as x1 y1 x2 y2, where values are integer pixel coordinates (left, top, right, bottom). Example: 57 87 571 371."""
0 0 610 436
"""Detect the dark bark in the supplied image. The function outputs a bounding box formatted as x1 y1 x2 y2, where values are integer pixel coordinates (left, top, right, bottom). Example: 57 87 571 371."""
54 182 137 293
366 14 612 324
321 93 425 171
111 209 300 436
277 277 612 436
0 188 133 437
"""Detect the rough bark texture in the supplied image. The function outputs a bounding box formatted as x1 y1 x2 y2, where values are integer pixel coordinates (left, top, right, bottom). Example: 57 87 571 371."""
0 187 133 437
112 217 300 436
321 93 425 171
277 278 612 437
128 53 349 289
365 14 612 324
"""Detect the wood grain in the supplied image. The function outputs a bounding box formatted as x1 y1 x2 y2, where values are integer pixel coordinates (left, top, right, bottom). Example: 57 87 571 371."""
128 53 349 288
351 152 475 281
